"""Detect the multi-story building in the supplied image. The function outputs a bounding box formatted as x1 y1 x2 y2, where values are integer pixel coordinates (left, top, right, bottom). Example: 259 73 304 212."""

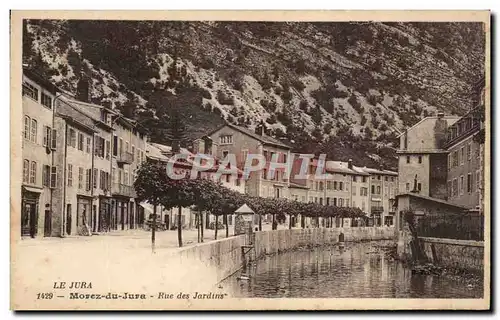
362 167 398 226
21 68 60 237
208 122 291 200
57 95 115 234
52 99 97 236
397 112 461 200
444 78 485 211
145 141 246 230
110 116 147 230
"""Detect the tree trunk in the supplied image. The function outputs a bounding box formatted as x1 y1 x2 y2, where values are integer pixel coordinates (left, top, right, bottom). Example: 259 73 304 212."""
200 212 204 243
177 206 183 247
152 204 157 253
215 215 219 240
197 212 200 243
258 214 262 231
289 214 292 229
272 213 276 230
225 214 229 238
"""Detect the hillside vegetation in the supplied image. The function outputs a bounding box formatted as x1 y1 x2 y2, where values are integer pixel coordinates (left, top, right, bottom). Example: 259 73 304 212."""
22 20 485 169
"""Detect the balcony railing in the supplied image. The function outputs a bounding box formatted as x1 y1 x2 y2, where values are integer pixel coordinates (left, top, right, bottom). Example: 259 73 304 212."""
112 183 136 198
371 206 384 213
117 151 134 165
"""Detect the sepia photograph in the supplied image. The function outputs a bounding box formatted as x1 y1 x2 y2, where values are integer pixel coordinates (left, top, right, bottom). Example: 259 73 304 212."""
10 10 490 310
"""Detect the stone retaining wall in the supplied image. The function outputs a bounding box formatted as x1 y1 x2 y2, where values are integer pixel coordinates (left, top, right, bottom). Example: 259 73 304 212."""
172 227 396 286
420 237 484 272
253 227 396 258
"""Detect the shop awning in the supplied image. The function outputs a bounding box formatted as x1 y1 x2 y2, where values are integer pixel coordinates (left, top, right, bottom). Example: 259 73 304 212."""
22 186 43 193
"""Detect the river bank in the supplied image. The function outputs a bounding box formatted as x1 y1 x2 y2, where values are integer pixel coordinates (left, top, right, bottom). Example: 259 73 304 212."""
224 240 484 298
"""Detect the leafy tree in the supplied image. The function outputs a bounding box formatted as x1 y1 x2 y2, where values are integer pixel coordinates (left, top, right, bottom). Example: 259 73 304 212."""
134 161 168 252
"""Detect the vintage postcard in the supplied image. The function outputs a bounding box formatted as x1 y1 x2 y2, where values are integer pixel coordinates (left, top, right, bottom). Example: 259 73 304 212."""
10 10 490 310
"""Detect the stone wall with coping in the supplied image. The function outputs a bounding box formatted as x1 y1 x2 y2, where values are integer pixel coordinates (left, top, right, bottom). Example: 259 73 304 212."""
253 227 395 258
420 237 484 272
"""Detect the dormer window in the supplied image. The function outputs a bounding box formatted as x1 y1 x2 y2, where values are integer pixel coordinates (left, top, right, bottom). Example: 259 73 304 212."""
23 82 38 101
219 135 233 145
41 92 52 109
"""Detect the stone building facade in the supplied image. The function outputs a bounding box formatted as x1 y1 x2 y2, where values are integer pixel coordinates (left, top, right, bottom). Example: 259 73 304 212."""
21 68 59 237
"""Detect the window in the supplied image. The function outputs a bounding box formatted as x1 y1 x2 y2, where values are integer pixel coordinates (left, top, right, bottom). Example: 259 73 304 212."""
377 175 381 180
78 167 84 189
460 175 464 195
93 169 98 189
113 135 118 156
460 147 465 165
78 133 84 151
391 177 395 182
68 129 76 148
362 177 367 183
376 186 381 194
67 164 73 186
30 161 37 184
406 156 410 164
352 176 357 182
22 82 38 100
315 182 319 190
476 170 481 191
406 183 410 192
50 166 57 188
359 186 363 196
106 140 110 159
23 116 30 139
333 198 337 206
385 176 388 182
41 92 52 109
418 156 422 164
467 173 472 193
346 199 350 207
319 198 323 205
372 185 375 194
22 160 29 183
43 126 51 147
448 181 452 198
327 181 332 190
453 151 459 167
131 145 135 161
86 169 91 191
333 181 337 190
125 141 129 153
339 198 344 207
40 165 49 187
222 150 229 158
219 135 233 145
30 119 37 143
417 183 422 192
119 138 123 156
319 182 324 191
448 154 452 170
453 179 458 197
86 137 91 153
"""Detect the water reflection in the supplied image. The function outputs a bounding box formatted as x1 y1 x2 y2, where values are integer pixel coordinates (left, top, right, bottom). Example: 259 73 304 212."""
225 241 483 298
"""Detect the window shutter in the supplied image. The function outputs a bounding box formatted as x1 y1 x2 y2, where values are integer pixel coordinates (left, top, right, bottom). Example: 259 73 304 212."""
51 129 57 150
50 166 57 188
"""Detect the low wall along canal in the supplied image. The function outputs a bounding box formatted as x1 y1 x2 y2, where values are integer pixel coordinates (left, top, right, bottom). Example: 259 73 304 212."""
174 227 396 284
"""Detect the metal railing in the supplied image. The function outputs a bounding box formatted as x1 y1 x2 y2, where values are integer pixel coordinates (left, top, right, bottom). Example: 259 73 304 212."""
112 183 136 198
416 213 484 241
117 151 134 164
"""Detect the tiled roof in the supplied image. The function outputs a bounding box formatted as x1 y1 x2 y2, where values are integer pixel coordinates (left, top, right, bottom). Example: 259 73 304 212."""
56 100 96 131
209 122 291 149
361 167 398 176
396 193 469 210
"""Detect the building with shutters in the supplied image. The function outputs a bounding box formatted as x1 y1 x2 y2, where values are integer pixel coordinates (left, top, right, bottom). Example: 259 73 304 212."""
21 68 60 237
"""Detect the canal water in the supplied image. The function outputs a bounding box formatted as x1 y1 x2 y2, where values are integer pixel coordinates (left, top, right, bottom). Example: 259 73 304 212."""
224 241 483 298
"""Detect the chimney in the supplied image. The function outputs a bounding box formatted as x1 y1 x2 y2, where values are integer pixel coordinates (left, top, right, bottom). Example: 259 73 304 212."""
348 159 353 169
434 111 448 149
203 136 213 155
437 111 445 119
76 73 91 103
254 121 266 136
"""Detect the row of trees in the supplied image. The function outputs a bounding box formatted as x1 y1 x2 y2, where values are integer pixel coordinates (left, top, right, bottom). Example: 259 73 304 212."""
134 161 368 251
